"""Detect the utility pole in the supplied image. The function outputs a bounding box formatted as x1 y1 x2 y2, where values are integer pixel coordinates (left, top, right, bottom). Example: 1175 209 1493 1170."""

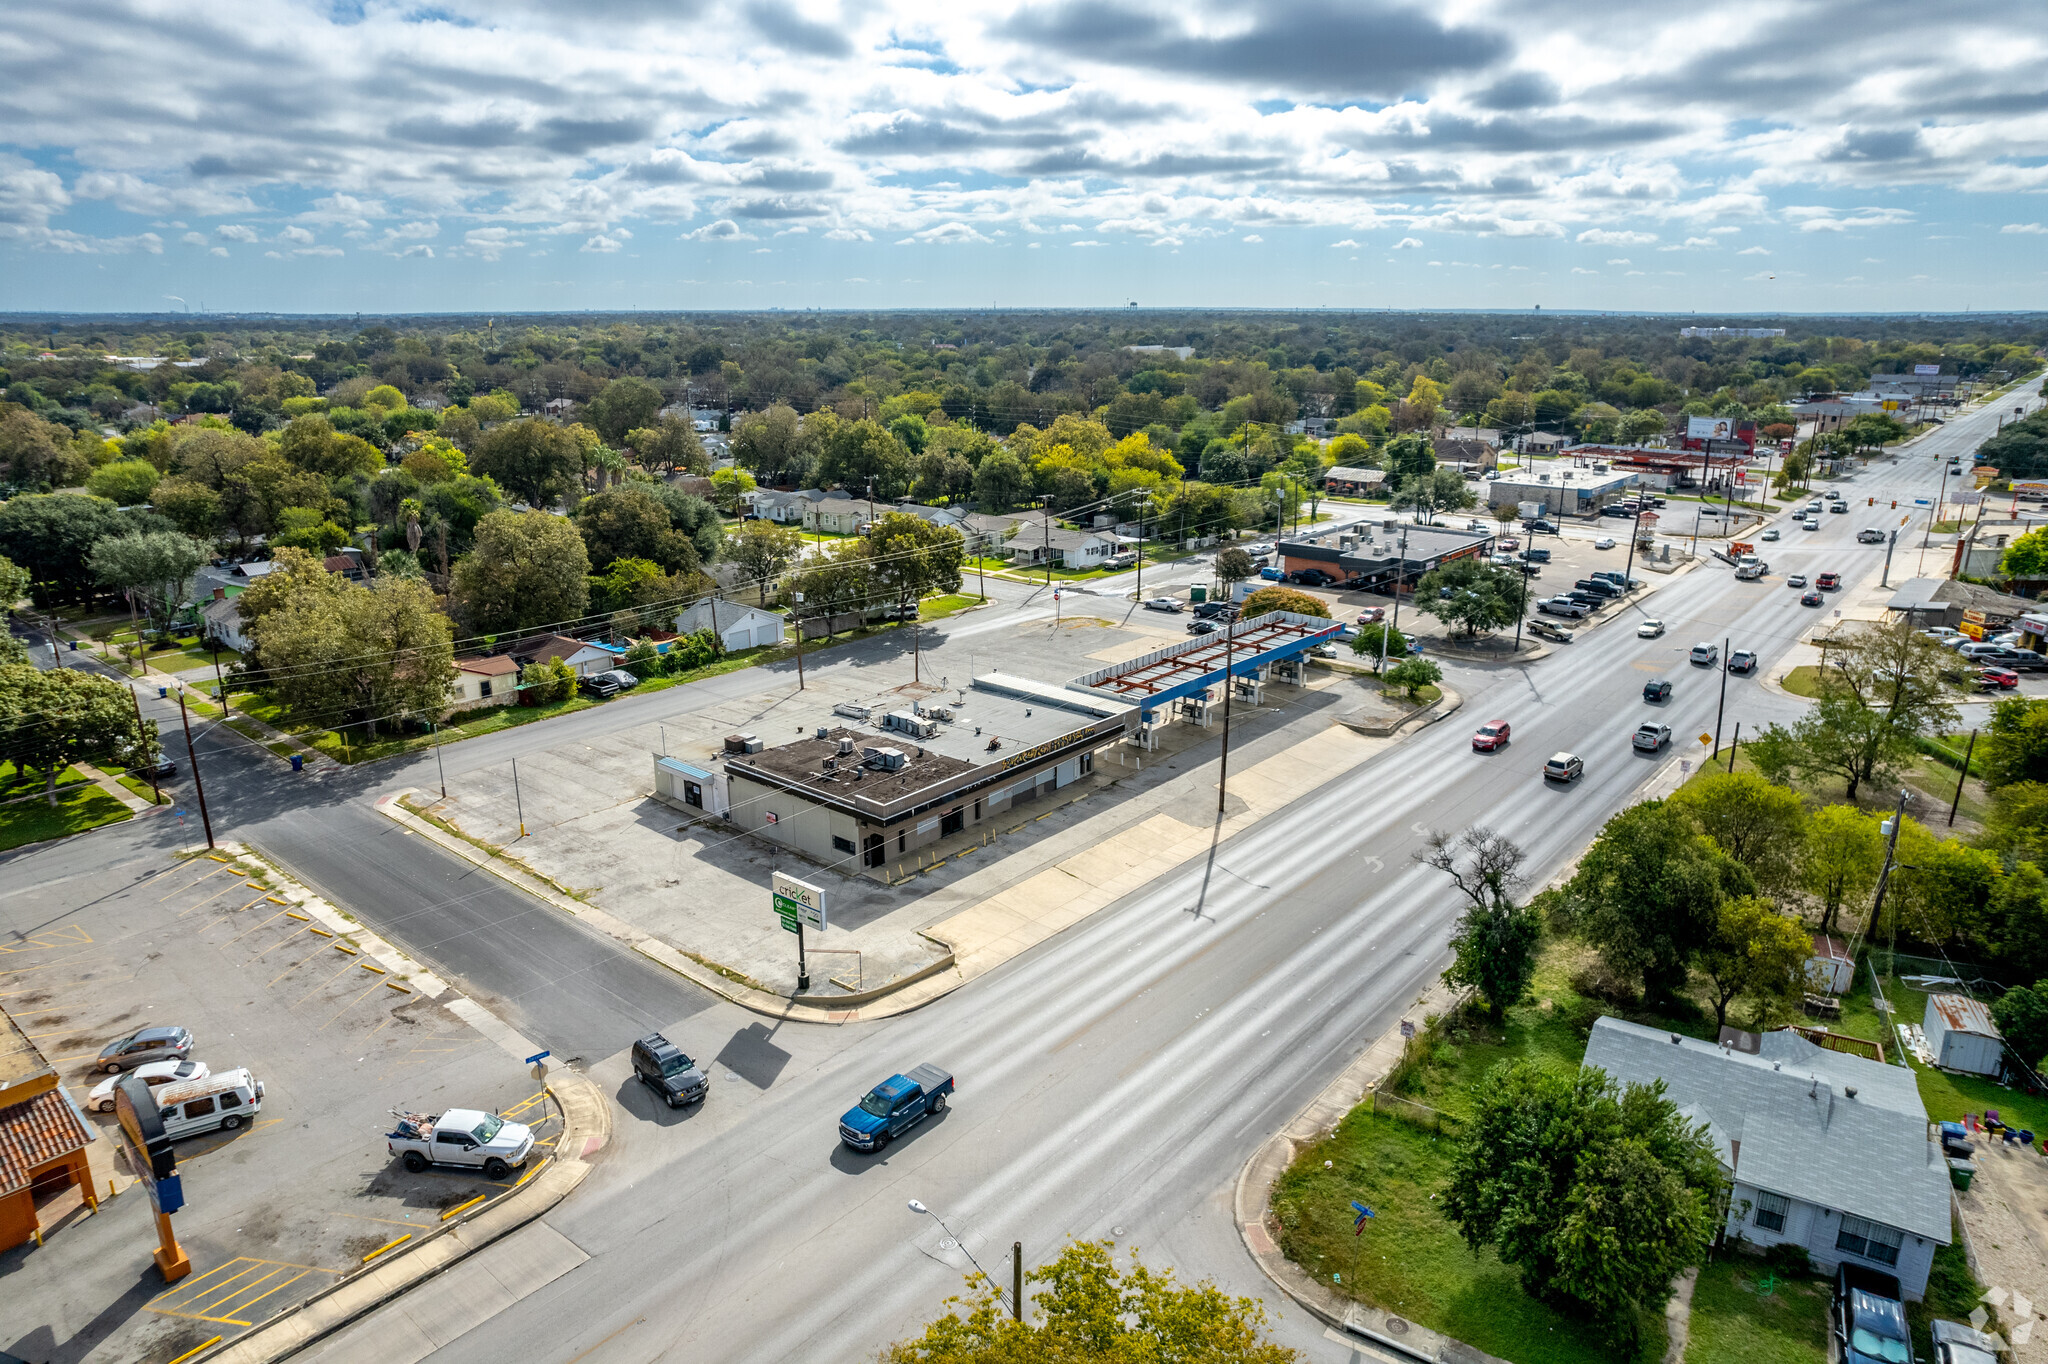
128 685 160 805
1881 528 1899 588
1862 788 1911 946
512 757 527 838
433 724 448 800
211 639 229 712
176 691 213 850
1013 1242 1024 1323
792 591 805 689
1216 622 1238 817
1713 634 1730 756
1949 730 1978 827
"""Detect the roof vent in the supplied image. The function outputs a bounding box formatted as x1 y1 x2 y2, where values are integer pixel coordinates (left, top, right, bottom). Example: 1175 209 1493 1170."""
1670 1033 1682 1044
1845 1086 1858 1099
815 726 830 740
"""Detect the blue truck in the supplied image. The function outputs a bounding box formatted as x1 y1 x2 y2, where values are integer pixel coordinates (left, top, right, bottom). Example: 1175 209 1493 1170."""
839 1063 954 1151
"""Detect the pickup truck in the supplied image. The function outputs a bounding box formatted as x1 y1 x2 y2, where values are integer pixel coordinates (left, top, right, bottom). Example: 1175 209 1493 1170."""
839 1064 954 1151
387 1108 535 1178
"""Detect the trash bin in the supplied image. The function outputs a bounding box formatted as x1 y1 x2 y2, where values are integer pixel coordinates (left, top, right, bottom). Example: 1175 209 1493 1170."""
290 754 304 773
1948 1157 1976 1191
158 686 168 698
1190 585 1207 604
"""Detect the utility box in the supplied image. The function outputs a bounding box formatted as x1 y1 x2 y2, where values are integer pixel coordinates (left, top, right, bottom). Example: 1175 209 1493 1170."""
1923 993 2004 1076
1190 585 1207 604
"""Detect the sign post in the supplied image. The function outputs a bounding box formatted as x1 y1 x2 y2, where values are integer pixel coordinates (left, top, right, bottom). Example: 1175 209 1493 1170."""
114 1075 189 1282
773 871 827 993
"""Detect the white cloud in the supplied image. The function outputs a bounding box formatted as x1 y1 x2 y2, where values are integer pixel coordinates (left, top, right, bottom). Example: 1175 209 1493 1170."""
824 227 872 241
683 219 753 241
464 226 526 260
294 244 343 257
1242 233 1263 243
210 245 228 257
180 231 206 247
1571 266 1597 274
1738 245 1771 255
1606 258 1631 265
214 223 258 243
1070 240 1104 247
1392 237 1423 250
1680 236 1717 247
1708 226 1741 235
276 225 315 245
1330 238 1359 248
397 244 433 258
2003 223 2048 235
1784 206 1915 232
896 221 991 245
1576 229 1658 246
582 234 627 253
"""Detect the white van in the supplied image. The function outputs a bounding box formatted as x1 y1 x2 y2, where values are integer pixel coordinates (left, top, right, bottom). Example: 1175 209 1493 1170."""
154 1067 264 1139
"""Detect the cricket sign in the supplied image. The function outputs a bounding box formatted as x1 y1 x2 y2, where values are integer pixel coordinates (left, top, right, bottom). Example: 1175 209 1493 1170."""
772 870 826 933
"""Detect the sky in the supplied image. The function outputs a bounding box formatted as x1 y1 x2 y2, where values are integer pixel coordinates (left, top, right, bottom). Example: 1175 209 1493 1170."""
2 0 2046 315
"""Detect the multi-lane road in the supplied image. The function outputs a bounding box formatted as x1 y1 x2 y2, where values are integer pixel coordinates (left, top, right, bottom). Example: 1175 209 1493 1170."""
4 388 2035 1363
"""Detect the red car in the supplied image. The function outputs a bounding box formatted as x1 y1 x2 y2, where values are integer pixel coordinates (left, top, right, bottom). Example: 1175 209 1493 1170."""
1472 720 1511 751
1980 668 2020 690
1816 572 1841 591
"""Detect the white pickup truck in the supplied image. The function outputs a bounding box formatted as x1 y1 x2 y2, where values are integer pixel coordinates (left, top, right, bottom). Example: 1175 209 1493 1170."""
387 1108 535 1179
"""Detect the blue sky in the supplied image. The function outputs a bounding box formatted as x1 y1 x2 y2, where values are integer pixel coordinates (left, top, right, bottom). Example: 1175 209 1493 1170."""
3 0 2045 313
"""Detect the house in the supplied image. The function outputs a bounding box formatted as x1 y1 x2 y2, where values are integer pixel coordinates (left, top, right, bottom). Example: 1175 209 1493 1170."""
674 599 786 653
1433 437 1498 472
1886 577 2038 633
808 499 894 535
449 655 520 711
1003 527 1121 568
542 398 575 416
1583 1016 1950 1299
323 549 367 581
201 587 252 654
1808 935 1854 995
0 1005 99 1253
1922 994 2003 1077
505 634 613 677
1324 466 1386 497
1486 469 1640 519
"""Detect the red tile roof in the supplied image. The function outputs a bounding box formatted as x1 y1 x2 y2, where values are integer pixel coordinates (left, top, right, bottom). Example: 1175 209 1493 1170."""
0 1088 93 1196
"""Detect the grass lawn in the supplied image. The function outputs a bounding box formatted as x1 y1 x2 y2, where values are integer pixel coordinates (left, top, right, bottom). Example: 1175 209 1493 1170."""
0 782 133 851
1781 665 1823 698
0 761 88 802
1683 1259 1828 1364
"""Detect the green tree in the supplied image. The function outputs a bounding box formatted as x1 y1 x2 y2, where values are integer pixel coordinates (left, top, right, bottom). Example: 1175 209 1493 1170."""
452 509 592 635
709 467 757 514
1767 616 1962 799
0 407 75 488
974 447 1032 512
519 657 575 704
1383 655 1441 699
1992 982 2048 1073
1213 546 1254 590
1799 804 1885 936
85 458 161 506
1978 408 2048 482
1984 697 2048 788
724 519 803 603
269 508 350 555
1392 467 1473 525
887 411 929 456
819 418 911 497
1696 896 1814 1029
730 403 815 488
880 1239 1300 1364
151 477 223 540
576 487 700 574
1666 770 1808 894
1441 1061 1724 1349
0 663 148 802
275 414 381 477
471 419 585 508
1349 621 1407 669
1384 431 1435 479
0 494 133 604
624 416 708 475
249 576 455 737
1424 827 1541 1019
1412 558 1522 639
1550 799 1756 1004
2000 527 2048 579
88 531 209 633
585 377 665 445
864 512 965 615
0 555 28 660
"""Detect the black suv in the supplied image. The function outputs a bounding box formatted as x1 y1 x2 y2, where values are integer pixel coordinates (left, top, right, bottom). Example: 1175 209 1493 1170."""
578 673 622 698
631 1033 708 1108
1287 569 1333 586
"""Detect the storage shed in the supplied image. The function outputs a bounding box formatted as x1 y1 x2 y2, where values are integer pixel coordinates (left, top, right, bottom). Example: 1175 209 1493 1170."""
1922 993 2004 1077
1807 935 1854 996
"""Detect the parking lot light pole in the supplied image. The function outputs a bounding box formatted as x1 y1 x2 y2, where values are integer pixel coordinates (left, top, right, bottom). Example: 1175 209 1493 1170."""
908 1201 1009 1316
1217 624 1238 817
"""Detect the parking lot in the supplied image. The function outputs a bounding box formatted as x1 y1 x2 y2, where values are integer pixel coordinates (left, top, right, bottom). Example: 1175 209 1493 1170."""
2 849 560 1364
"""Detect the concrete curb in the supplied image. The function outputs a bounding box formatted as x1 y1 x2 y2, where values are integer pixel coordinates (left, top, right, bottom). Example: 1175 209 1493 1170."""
196 1068 608 1364
1232 981 1513 1364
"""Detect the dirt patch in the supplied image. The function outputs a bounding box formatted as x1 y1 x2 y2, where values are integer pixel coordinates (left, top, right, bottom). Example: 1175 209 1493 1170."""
341 1233 394 1260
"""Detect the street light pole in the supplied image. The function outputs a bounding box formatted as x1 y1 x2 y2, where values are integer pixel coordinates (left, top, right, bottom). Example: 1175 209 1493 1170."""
1216 622 1237 818
907 1202 1010 1316
1713 634 1730 757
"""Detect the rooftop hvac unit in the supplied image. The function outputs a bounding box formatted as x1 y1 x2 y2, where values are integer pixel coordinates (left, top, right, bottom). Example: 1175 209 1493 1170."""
832 702 872 721
723 733 747 754
887 710 940 739
814 727 830 740
864 746 908 771
837 736 856 756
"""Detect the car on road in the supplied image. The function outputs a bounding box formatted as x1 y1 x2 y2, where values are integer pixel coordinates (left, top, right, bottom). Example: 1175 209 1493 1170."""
1689 642 1719 666
87 1059 209 1113
98 1025 194 1073
1802 590 1824 606
1632 722 1672 752
1524 519 1560 535
1728 650 1758 674
1247 543 1275 556
1817 572 1841 590
1538 597 1590 618
1806 501 1823 514
1803 518 1821 530
1528 619 1573 643
1542 752 1584 783
1858 528 1886 543
1643 679 1673 702
1472 720 1511 751
388 1108 536 1179
1637 619 1665 638
631 1033 709 1108
1186 620 1218 635
1593 536 1616 550
1142 597 1183 613
1356 607 1385 625
839 1063 954 1151
1834 1265 1909 1364
1761 528 1780 541
1831 501 1849 512
1787 574 1808 588
578 673 623 698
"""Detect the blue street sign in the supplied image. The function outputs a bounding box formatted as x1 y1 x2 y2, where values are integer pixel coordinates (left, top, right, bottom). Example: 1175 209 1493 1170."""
156 1172 185 1215
1351 1200 1375 1234
525 1050 551 1065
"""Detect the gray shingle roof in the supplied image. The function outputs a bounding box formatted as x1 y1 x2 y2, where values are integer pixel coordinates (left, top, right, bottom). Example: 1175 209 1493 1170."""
1583 1017 1950 1243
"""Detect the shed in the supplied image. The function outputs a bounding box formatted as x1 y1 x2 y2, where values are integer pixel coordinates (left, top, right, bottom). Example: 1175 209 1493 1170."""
1808 935 1854 996
1922 993 2003 1077
652 755 730 818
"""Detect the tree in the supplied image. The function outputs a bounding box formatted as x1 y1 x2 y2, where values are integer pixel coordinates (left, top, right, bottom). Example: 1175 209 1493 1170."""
575 488 700 574
880 1239 1300 1364
471 419 585 507
1214 546 1254 590
0 494 132 604
1442 1061 1724 1348
1696 896 1813 1029
1992 982 2048 1073
973 447 1032 512
819 418 911 497
452 509 591 635
864 512 965 615
886 411 928 456
151 477 223 540
519 658 575 704
724 519 803 603
1551 800 1755 1004
709 467 756 514
2001 528 2048 580
1384 431 1435 479
1238 585 1328 618
1392 467 1472 525
0 408 74 487
625 416 708 475
275 414 382 477
85 459 161 506
0 664 148 802
1984 697 2048 788
1349 621 1407 669
1979 408 2048 482
1383 655 1441 699
1411 558 1522 638
1771 616 1962 800
1666 770 1808 894
1798 804 1885 936
1423 827 1541 1019
249 576 455 737
730 404 815 488
89 531 208 633
585 377 665 445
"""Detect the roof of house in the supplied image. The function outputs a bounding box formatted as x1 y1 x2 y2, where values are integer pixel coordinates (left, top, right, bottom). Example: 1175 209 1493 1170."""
202 596 240 625
508 634 605 665
676 599 783 629
0 1086 93 1197
1326 465 1386 483
1926 992 2000 1040
1583 1016 1950 1243
455 655 521 677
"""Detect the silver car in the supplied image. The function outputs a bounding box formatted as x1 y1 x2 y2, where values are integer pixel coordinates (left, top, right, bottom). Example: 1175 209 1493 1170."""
98 1026 195 1073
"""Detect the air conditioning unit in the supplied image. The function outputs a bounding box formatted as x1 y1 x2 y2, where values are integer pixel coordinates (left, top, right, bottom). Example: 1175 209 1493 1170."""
832 702 872 721
887 710 940 739
837 736 856 756
864 746 907 771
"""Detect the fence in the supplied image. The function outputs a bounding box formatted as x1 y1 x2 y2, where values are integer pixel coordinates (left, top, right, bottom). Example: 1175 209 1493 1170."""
1368 1088 1462 1134
1868 950 2007 993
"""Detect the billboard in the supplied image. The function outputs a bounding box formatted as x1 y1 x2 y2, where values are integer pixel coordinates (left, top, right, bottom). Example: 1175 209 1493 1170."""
1686 416 1737 442
1914 364 1941 376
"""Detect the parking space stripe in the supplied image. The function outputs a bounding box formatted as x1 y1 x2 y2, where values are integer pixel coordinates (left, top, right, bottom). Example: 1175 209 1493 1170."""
223 909 292 945
289 955 363 1007
160 864 232 899
318 977 393 1030
264 944 327 985
0 923 93 955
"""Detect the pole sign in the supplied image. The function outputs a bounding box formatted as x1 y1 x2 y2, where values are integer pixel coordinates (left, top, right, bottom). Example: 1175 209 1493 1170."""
772 870 826 933
114 1075 183 1215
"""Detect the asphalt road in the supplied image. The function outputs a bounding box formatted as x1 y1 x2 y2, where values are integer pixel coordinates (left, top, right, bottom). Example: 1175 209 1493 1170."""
9 389 2034 1363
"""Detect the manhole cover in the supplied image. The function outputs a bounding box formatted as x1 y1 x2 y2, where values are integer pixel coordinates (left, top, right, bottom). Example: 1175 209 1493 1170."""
1384 1317 1409 1336
1111 1226 1126 1237
938 1238 958 1252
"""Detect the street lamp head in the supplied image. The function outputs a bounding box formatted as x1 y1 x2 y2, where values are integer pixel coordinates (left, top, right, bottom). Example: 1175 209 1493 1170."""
908 1199 929 1216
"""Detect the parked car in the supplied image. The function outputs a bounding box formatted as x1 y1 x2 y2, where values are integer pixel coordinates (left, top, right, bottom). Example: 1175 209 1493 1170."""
1186 620 1218 635
1593 537 1616 550
1258 566 1285 580
1542 752 1584 783
1956 641 2009 661
1689 642 1719 666
599 668 641 691
87 1059 209 1113
1528 619 1573 643
1142 597 1183 613
1538 597 1590 619
1591 571 1638 589
1979 646 2048 671
1834 1265 1909 1364
1192 600 1230 619
1247 542 1275 556
1761 528 1780 541
1524 519 1560 535
1513 544 1540 560
388 1107 536 1178
839 1063 954 1151
98 1026 194 1073
1632 722 1672 752
1931 1319 2005 1364
1287 569 1334 586
1643 679 1673 702
1979 667 2021 691
1575 578 1622 599
1802 590 1824 606
156 1068 264 1139
1922 626 1963 644
1816 572 1841 591
1728 650 1758 674
578 673 622 698
1787 574 1808 588
1497 537 1521 552
134 758 178 780
1355 607 1385 625
630 1033 708 1108
1637 619 1665 638
1472 720 1511 752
